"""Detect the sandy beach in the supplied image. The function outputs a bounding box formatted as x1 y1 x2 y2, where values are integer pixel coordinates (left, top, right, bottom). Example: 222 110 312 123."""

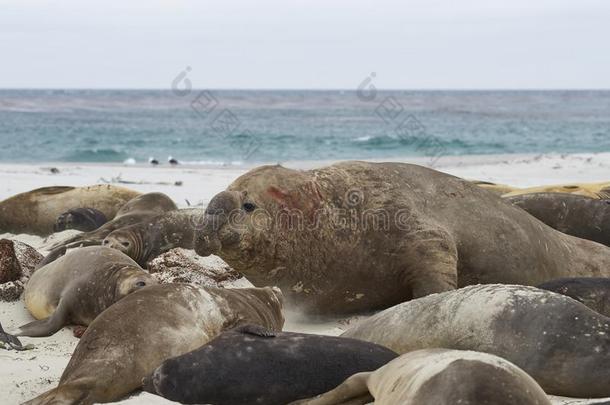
1 153 610 404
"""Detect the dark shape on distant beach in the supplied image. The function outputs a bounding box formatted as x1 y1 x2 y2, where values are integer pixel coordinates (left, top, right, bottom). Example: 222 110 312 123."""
149 157 159 165
168 156 179 165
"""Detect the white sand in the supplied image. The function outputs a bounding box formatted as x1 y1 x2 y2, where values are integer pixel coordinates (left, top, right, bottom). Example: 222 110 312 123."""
1 153 609 404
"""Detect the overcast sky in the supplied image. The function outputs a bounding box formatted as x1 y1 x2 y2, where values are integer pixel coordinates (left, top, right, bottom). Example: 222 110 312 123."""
1 0 609 89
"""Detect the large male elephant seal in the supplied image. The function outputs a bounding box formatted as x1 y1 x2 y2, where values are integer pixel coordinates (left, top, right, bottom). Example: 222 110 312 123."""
194 161 610 314
103 208 201 267
24 283 284 405
41 193 177 266
143 324 397 405
506 193 610 246
291 349 551 405
342 284 610 398
503 181 610 199
537 277 610 317
54 208 108 233
0 185 140 236
12 246 156 337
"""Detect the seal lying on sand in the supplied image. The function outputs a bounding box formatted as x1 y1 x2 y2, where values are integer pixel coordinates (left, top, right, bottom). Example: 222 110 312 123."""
24 283 284 405
538 277 610 317
470 180 519 196
506 193 610 246
143 324 397 405
503 181 610 199
103 208 201 267
0 185 140 236
342 284 610 398
291 349 551 405
14 246 156 337
41 193 177 265
194 161 610 314
54 208 108 232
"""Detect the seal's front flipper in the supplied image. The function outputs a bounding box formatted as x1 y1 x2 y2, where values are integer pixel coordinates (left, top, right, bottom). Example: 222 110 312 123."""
234 324 276 338
0 321 24 350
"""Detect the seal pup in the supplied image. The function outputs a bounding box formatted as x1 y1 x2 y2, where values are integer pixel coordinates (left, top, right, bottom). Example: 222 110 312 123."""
54 208 108 232
506 193 610 246
143 324 397 405
0 185 140 236
537 277 610 317
291 349 551 405
12 246 156 337
342 284 610 398
24 283 285 405
503 181 610 199
42 192 177 265
103 208 201 266
194 161 610 314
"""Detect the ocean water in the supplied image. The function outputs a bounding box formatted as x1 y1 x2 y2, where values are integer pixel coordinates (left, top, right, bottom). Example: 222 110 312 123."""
0 89 609 165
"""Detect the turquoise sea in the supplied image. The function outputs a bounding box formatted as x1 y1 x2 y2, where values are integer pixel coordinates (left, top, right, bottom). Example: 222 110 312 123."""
0 90 609 165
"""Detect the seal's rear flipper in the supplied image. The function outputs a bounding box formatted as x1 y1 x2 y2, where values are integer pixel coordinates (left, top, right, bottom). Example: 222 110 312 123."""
234 324 276 338
14 300 69 337
0 321 24 350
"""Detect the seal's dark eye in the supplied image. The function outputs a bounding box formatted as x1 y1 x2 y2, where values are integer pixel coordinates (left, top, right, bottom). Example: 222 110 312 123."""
135 281 146 287
243 203 256 212
121 241 130 248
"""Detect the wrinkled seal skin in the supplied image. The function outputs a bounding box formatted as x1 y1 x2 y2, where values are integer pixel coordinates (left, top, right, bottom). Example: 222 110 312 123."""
342 284 610 398
194 161 610 314
24 284 284 405
292 349 551 405
0 185 140 236
41 193 177 266
103 208 201 267
143 324 397 405
506 193 610 247
538 277 610 317
54 208 108 233
503 182 610 199
15 246 156 337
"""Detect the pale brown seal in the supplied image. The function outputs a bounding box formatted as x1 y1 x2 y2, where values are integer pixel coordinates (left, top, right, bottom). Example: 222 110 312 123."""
342 284 610 398
503 181 610 199
291 349 551 405
194 161 610 314
0 185 140 236
14 246 156 337
24 283 284 405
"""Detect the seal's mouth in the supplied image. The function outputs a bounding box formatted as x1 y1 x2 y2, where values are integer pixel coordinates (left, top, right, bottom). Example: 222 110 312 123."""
194 232 222 257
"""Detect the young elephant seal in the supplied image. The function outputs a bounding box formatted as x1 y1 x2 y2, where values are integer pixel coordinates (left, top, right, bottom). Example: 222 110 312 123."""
41 192 178 266
506 193 610 246
0 185 140 236
342 284 610 398
537 277 610 317
54 208 108 232
103 208 201 267
291 349 551 405
194 161 610 314
143 324 397 405
15 246 156 337
24 283 284 405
